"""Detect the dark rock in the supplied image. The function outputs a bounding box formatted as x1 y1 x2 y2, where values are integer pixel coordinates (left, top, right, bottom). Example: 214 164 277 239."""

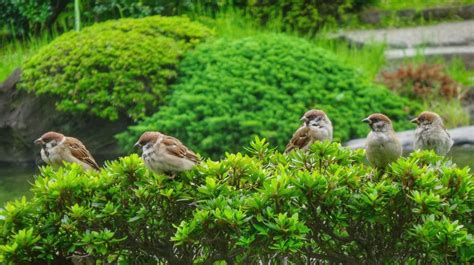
0 69 130 166
0 68 22 91
358 11 383 25
458 5 474 19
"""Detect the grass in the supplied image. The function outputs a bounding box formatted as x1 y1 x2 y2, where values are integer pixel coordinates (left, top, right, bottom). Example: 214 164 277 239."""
426 99 471 128
0 34 55 82
190 7 283 39
312 31 387 81
376 0 474 11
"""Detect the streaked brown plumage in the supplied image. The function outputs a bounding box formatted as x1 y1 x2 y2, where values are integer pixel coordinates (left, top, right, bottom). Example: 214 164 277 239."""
135 132 199 174
34 131 99 170
285 109 333 153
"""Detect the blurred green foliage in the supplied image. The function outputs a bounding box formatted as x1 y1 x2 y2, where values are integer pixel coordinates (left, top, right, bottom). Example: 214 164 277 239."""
1 0 376 38
0 0 57 36
0 141 472 263
0 0 195 37
19 16 213 121
246 0 375 34
375 0 474 11
118 34 420 158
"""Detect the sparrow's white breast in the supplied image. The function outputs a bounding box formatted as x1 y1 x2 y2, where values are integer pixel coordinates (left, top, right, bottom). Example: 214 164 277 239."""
366 131 402 168
42 144 65 167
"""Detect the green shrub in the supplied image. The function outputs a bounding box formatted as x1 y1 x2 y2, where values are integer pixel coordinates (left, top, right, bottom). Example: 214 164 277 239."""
19 16 213 121
118 34 419 158
1 140 473 263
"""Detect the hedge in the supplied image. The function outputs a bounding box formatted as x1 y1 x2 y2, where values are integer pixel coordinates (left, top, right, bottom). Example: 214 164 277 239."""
0 140 472 263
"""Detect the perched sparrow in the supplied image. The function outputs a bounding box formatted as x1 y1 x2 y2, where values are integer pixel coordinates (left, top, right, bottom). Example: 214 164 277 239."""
285 109 333 153
135 132 199 175
411 111 453 155
362 113 402 168
34 131 99 170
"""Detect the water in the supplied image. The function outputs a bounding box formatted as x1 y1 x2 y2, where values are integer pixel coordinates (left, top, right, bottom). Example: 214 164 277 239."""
0 147 472 205
450 145 474 169
0 165 37 205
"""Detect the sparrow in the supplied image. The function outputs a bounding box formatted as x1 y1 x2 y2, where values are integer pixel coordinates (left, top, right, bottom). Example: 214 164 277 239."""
34 131 99 170
362 113 402 168
411 111 453 156
285 109 333 153
135 132 199 175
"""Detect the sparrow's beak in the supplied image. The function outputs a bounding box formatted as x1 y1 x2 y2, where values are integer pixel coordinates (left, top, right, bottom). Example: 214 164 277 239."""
300 116 307 122
362 117 370 123
34 138 44 145
134 142 141 148
410 118 419 124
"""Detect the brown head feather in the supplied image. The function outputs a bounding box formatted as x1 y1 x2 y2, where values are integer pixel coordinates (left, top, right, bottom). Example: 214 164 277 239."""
136 132 160 146
39 131 65 143
416 111 442 124
303 109 327 121
367 113 392 124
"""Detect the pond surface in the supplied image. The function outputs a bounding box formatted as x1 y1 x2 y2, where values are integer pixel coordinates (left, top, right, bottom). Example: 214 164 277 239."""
0 146 472 205
0 165 37 205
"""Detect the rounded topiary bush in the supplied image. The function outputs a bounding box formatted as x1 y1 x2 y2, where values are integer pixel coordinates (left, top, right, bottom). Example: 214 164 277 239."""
118 34 419 157
20 16 213 121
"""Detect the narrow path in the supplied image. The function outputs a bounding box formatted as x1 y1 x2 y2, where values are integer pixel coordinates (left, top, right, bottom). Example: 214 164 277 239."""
341 20 474 48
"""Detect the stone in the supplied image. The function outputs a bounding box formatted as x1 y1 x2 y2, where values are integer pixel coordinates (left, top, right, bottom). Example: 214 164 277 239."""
0 68 129 166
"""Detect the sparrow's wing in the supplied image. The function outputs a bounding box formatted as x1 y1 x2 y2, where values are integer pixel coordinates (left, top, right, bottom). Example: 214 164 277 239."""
442 126 454 146
162 136 199 163
285 126 312 153
64 137 100 170
442 126 452 138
